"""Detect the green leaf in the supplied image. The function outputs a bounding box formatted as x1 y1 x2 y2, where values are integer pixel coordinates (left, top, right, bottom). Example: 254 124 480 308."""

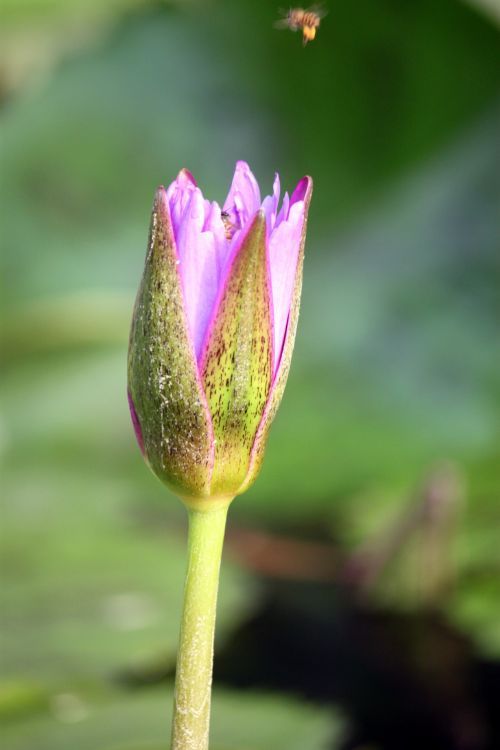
1 687 343 750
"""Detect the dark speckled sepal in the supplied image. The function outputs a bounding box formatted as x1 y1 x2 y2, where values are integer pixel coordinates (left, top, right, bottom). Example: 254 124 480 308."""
201 211 273 497
239 177 313 495
128 188 214 500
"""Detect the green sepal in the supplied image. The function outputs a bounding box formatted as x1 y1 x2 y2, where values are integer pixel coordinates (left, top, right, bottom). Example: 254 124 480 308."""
201 211 273 497
239 178 313 495
128 187 213 499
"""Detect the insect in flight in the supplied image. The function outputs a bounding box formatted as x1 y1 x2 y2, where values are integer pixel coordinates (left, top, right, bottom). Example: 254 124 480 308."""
274 6 327 45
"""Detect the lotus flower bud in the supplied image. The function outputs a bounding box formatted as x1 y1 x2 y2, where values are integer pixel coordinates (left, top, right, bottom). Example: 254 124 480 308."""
128 162 312 509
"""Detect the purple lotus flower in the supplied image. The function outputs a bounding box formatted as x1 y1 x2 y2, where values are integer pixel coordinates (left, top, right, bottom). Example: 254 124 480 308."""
128 161 312 507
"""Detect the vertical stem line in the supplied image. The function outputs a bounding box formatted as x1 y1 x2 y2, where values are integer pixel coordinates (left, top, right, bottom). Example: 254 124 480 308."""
171 503 230 750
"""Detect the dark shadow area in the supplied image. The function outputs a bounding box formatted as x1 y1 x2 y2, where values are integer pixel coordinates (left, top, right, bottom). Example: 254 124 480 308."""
214 578 500 750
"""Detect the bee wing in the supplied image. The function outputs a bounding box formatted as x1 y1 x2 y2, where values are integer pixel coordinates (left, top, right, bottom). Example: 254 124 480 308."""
274 7 294 30
305 4 328 19
273 19 291 29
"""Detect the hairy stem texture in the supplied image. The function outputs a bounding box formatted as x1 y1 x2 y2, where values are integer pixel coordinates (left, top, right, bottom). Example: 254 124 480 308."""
171 504 230 750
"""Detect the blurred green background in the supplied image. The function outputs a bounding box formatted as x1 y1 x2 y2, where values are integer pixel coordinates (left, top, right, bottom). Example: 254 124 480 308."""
1 1 499 748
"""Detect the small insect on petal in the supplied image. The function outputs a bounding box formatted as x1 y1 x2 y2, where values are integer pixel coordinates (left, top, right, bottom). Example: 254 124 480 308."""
221 210 236 241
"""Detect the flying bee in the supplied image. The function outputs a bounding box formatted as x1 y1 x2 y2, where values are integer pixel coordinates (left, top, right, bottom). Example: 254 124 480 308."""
221 210 235 241
274 6 327 45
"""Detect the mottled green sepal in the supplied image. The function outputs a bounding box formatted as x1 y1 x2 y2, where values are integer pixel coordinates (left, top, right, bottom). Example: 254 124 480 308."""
201 211 273 497
240 177 313 494
128 188 213 499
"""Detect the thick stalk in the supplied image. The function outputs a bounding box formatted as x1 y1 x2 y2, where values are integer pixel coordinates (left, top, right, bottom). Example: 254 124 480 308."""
171 503 230 750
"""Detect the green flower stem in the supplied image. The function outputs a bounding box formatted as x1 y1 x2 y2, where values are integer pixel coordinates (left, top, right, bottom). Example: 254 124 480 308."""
171 502 231 750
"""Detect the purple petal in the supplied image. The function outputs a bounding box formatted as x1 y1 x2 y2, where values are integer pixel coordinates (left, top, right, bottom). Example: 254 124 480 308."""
275 191 290 228
164 173 234 364
166 169 197 239
174 188 222 361
261 173 281 232
290 176 309 205
268 199 305 373
162 165 310 377
223 161 261 228
128 390 145 456
203 200 231 277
